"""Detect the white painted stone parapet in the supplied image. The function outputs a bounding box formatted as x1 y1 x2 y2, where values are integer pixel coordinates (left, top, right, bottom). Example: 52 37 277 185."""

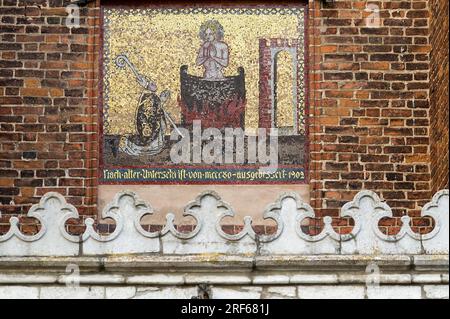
0 189 448 257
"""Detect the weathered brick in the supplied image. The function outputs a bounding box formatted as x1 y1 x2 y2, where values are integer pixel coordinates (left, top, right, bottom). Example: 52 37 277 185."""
0 0 443 237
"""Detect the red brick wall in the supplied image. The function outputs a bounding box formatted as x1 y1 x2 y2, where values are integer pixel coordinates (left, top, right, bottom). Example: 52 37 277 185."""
0 0 99 233
307 0 434 234
0 0 445 236
429 0 449 194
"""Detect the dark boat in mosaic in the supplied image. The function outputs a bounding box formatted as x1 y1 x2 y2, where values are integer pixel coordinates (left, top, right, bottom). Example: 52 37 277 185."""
179 65 246 128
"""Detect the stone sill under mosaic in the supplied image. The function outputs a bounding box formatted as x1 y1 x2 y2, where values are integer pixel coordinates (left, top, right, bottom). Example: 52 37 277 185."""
98 3 310 227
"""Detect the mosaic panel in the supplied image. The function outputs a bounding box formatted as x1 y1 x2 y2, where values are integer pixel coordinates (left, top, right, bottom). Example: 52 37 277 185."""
100 5 308 184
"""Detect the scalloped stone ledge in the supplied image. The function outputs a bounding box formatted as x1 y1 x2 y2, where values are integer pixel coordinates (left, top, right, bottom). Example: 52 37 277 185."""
0 254 447 299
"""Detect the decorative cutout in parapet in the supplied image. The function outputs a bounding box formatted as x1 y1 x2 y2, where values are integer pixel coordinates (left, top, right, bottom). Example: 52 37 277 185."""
0 190 448 257
377 212 435 236
135 191 204 240
0 213 42 237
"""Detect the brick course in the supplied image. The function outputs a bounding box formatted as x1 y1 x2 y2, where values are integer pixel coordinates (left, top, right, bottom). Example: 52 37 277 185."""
307 0 440 233
0 0 448 236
